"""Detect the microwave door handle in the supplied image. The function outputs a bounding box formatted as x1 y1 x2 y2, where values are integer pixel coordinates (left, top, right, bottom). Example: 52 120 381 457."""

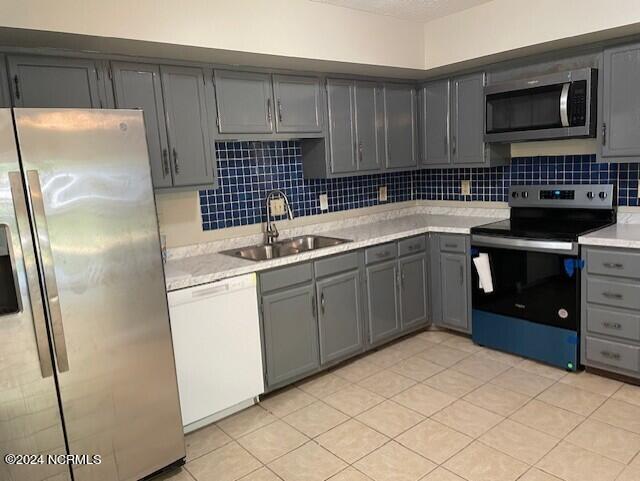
25 170 69 373
560 83 570 128
8 172 55 378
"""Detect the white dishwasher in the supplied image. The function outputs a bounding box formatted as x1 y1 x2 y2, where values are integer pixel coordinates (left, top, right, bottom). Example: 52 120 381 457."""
167 273 264 433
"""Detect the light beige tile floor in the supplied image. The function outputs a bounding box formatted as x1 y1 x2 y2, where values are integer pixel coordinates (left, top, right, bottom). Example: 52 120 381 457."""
175 329 640 481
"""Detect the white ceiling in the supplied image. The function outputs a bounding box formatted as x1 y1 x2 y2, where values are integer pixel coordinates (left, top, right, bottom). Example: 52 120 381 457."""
309 0 494 22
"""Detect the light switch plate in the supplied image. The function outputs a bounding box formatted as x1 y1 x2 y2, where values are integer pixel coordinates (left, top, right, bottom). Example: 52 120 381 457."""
461 180 471 196
270 198 285 216
319 193 328 211
379 186 388 202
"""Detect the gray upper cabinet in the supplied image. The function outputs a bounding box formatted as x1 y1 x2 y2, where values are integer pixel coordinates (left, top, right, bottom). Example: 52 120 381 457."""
0 56 10 108
327 79 357 174
8 55 102 108
111 62 172 189
602 43 640 158
316 270 363 364
354 81 384 172
440 252 470 331
399 253 428 330
273 74 322 133
262 283 320 387
383 83 417 169
420 80 450 166
161 66 217 188
214 70 274 134
366 259 400 344
451 73 485 165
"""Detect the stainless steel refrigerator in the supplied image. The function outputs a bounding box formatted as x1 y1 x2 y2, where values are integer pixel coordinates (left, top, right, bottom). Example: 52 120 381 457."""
0 108 185 481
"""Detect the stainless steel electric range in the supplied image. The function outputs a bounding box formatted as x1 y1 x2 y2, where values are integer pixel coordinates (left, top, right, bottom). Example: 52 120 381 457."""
470 184 616 371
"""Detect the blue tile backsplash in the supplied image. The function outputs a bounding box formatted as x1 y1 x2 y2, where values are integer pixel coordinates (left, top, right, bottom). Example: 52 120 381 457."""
199 141 640 230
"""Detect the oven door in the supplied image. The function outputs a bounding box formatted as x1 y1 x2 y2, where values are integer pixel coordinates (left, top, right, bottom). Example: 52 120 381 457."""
471 238 581 331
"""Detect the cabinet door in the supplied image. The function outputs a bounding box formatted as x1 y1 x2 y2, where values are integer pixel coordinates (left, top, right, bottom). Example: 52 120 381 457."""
421 80 450 166
111 62 172 189
262 284 320 387
602 44 640 157
327 79 357 174
440 253 469 330
0 56 10 107
354 81 383 172
399 253 428 330
214 70 274 134
383 83 417 169
161 66 216 187
317 270 363 364
8 55 102 108
366 260 400 344
451 73 485 165
273 74 323 133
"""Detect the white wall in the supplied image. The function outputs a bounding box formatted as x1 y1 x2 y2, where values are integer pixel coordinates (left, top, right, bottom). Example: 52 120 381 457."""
423 0 640 70
0 0 425 70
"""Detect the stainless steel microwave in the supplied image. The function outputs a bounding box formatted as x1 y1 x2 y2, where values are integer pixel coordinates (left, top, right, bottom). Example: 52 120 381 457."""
484 68 597 143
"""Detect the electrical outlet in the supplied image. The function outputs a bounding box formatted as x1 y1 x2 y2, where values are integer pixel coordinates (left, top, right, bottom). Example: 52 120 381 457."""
270 198 285 216
379 186 388 202
461 180 471 196
319 193 328 211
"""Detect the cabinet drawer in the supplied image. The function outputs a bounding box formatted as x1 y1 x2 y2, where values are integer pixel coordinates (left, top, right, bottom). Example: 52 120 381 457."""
587 278 640 310
398 235 426 257
587 248 640 279
585 336 640 372
314 252 359 278
439 235 466 253
260 262 313 292
365 242 398 264
586 305 640 342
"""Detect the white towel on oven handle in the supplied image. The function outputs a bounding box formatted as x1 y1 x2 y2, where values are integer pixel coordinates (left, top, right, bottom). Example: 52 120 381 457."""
473 253 494 294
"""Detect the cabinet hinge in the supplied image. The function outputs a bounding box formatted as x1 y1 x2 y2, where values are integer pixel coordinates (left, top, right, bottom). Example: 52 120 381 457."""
108 68 113 81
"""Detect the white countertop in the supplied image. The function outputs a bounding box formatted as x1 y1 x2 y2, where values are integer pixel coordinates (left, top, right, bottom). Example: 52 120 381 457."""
579 223 640 249
165 213 500 291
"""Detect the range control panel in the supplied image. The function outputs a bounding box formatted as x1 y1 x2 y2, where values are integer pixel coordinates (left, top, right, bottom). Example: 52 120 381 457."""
509 184 614 209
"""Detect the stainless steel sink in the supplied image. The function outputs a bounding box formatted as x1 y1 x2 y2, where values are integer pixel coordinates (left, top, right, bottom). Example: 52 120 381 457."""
221 235 350 261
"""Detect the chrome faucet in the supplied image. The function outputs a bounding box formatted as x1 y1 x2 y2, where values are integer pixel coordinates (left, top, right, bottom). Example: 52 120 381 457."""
264 189 294 245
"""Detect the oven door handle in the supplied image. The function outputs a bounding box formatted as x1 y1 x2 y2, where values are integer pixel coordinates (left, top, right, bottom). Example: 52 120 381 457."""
560 83 570 128
471 234 576 253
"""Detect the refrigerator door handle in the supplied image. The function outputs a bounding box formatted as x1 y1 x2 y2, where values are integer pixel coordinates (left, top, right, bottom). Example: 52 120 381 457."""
8 171 54 378
26 170 70 372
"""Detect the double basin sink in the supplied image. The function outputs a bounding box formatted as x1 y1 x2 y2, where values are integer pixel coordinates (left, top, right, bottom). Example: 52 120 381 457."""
222 235 350 261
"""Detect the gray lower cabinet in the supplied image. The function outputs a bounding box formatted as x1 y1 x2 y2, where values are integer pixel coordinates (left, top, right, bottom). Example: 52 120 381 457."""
7 55 105 108
261 283 320 388
419 80 450 166
273 74 323 134
316 270 363 363
581 246 640 380
383 83 417 169
602 43 640 158
399 253 428 330
366 259 401 344
214 69 274 134
431 234 471 333
161 65 217 188
111 62 172 188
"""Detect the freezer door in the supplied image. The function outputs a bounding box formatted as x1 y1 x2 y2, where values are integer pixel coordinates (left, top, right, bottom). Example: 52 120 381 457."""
13 109 185 481
0 109 70 481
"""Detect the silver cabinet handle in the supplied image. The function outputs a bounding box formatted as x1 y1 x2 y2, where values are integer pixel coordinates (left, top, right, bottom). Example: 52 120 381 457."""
311 295 316 317
459 264 464 285
376 251 390 258
445 243 457 249
401 269 405 288
452 135 457 156
320 292 325 315
266 98 273 125
26 170 69 372
358 142 363 163
600 350 621 361
603 262 623 269
162 148 170 177
602 292 623 300
277 98 283 122
603 321 622 330
9 172 54 378
602 123 607 146
172 148 179 175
